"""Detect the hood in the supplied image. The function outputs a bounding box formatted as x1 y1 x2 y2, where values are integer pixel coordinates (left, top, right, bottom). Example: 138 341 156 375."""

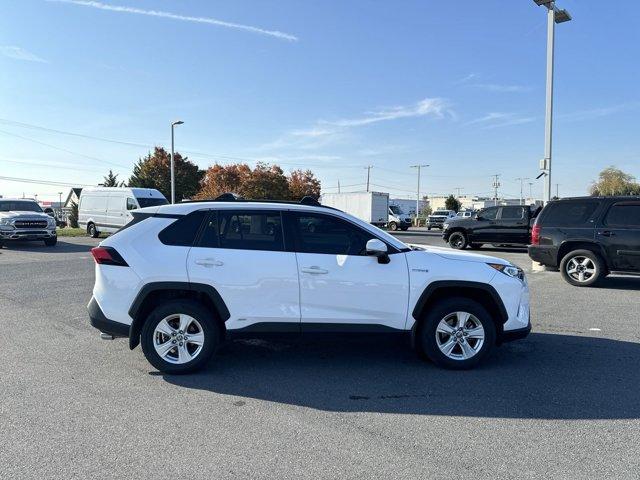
408 243 509 266
0 211 51 220
444 217 474 225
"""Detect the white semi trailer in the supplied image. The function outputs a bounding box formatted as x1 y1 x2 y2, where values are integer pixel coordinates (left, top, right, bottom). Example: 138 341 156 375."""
320 192 389 227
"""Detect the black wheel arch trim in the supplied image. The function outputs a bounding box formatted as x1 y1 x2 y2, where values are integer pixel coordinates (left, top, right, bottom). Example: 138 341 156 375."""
411 280 509 325
127 281 230 350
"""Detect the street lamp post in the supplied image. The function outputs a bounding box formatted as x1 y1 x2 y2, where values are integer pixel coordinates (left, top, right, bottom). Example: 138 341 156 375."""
533 1 571 204
170 120 184 204
410 164 429 223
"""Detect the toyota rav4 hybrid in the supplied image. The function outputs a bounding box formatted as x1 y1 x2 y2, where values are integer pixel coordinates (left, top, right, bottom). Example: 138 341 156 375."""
0 199 57 248
88 196 531 374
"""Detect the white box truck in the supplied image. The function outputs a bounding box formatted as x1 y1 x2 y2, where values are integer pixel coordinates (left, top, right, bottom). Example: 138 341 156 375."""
321 192 389 227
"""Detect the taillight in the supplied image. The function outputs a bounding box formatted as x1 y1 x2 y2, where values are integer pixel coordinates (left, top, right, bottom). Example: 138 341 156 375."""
531 224 541 245
91 247 128 266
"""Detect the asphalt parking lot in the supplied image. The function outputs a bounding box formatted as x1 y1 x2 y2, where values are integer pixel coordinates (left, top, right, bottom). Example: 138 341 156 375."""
1 233 639 479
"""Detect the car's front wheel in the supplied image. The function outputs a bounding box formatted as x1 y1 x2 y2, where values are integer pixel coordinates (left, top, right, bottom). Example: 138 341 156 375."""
88 223 100 238
448 231 468 249
560 249 604 287
44 237 57 247
418 297 496 369
140 300 220 374
388 221 398 231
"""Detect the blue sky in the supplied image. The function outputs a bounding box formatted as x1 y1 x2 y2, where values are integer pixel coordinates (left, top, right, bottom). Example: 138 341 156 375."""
1 0 639 201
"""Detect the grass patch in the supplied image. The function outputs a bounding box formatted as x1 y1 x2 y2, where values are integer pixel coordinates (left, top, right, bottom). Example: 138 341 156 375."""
56 228 87 237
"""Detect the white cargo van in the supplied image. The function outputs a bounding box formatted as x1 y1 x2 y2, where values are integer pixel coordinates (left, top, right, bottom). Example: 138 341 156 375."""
79 187 167 237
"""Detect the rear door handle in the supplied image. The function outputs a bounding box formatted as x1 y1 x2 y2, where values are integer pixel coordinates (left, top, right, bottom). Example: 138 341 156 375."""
194 258 224 267
301 266 329 274
598 231 615 237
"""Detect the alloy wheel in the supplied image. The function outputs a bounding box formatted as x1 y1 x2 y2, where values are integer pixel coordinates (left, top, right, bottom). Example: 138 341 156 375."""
435 311 485 361
153 314 205 364
565 256 596 283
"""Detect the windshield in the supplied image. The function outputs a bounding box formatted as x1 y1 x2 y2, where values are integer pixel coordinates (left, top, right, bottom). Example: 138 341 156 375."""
389 205 403 214
136 197 169 208
0 201 43 213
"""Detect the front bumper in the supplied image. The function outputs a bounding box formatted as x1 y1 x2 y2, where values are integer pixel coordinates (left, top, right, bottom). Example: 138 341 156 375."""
500 322 531 343
426 219 445 228
88 297 129 338
0 228 56 240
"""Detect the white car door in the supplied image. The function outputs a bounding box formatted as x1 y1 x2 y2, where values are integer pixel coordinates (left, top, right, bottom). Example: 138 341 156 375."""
187 209 300 331
286 211 409 331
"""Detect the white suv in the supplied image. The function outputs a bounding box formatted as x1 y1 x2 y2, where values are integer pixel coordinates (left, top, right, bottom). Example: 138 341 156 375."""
89 196 531 374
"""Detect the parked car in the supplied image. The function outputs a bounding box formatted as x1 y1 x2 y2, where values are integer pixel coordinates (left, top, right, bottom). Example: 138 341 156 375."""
528 196 640 286
388 204 411 231
456 210 475 218
442 205 540 250
79 187 168 238
88 195 530 374
0 198 57 248
426 210 457 230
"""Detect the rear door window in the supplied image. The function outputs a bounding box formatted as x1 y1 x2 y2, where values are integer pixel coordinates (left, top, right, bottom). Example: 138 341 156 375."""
604 203 640 227
199 210 284 252
500 206 524 220
479 207 498 220
541 201 600 227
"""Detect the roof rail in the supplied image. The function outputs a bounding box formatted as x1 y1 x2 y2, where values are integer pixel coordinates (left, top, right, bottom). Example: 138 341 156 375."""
180 193 331 208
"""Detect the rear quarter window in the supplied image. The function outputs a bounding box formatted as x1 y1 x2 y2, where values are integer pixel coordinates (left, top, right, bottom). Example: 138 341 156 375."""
604 203 640 227
158 210 207 246
540 201 600 227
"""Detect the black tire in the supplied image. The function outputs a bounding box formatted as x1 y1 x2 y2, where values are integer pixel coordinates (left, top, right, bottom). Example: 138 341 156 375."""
140 300 221 374
44 237 57 247
417 297 496 370
469 243 483 250
88 223 100 238
448 231 468 250
388 222 398 231
427 227 431 231
559 249 605 287
0 240 4 249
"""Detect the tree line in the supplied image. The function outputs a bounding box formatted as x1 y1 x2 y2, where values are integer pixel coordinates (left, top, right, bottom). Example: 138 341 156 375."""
102 146 321 202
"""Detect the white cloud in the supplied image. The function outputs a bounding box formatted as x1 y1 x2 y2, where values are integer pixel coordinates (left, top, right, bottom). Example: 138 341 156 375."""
466 112 536 129
471 83 532 93
328 98 453 127
557 102 640 122
0 46 48 63
455 73 478 84
47 0 298 41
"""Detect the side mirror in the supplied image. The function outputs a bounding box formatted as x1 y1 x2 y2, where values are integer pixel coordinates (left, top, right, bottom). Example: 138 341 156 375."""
366 238 390 264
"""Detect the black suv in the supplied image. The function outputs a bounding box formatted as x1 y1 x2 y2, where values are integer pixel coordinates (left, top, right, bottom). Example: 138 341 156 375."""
528 196 640 286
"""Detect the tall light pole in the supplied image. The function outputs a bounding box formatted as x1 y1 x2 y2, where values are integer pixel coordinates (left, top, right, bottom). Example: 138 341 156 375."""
533 1 571 204
528 182 534 202
492 174 501 206
364 165 372 192
58 191 63 219
515 177 530 205
170 120 184 204
410 164 429 221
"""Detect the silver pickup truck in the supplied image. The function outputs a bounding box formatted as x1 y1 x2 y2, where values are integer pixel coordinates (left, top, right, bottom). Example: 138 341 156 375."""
0 198 57 248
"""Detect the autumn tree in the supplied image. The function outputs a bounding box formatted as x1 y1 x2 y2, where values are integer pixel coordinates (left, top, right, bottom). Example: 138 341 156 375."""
288 169 321 200
102 169 124 187
196 163 252 199
242 163 290 200
128 147 204 201
590 166 640 196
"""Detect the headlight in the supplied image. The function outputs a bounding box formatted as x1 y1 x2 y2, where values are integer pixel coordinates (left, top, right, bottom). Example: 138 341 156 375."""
47 217 56 227
0 218 10 225
443 223 449 229
488 263 524 281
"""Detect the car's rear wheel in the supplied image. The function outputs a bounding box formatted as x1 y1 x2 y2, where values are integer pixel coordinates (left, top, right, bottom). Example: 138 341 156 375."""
388 221 398 231
88 223 100 238
560 249 604 287
418 297 496 369
448 231 468 249
140 300 220 374
44 237 57 247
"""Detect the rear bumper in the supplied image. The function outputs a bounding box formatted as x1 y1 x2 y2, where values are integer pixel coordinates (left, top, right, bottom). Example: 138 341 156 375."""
528 245 558 267
88 297 129 338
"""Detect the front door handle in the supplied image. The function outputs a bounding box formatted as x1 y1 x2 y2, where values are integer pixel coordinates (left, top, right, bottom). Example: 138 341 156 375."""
301 266 329 274
194 258 224 267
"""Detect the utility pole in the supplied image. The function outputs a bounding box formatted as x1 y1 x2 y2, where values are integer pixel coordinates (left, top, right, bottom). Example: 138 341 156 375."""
364 166 372 192
528 182 534 203
337 180 341 193
492 174 501 206
454 187 463 198
555 183 560 198
532 0 572 204
515 177 530 205
58 191 63 219
410 164 429 222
